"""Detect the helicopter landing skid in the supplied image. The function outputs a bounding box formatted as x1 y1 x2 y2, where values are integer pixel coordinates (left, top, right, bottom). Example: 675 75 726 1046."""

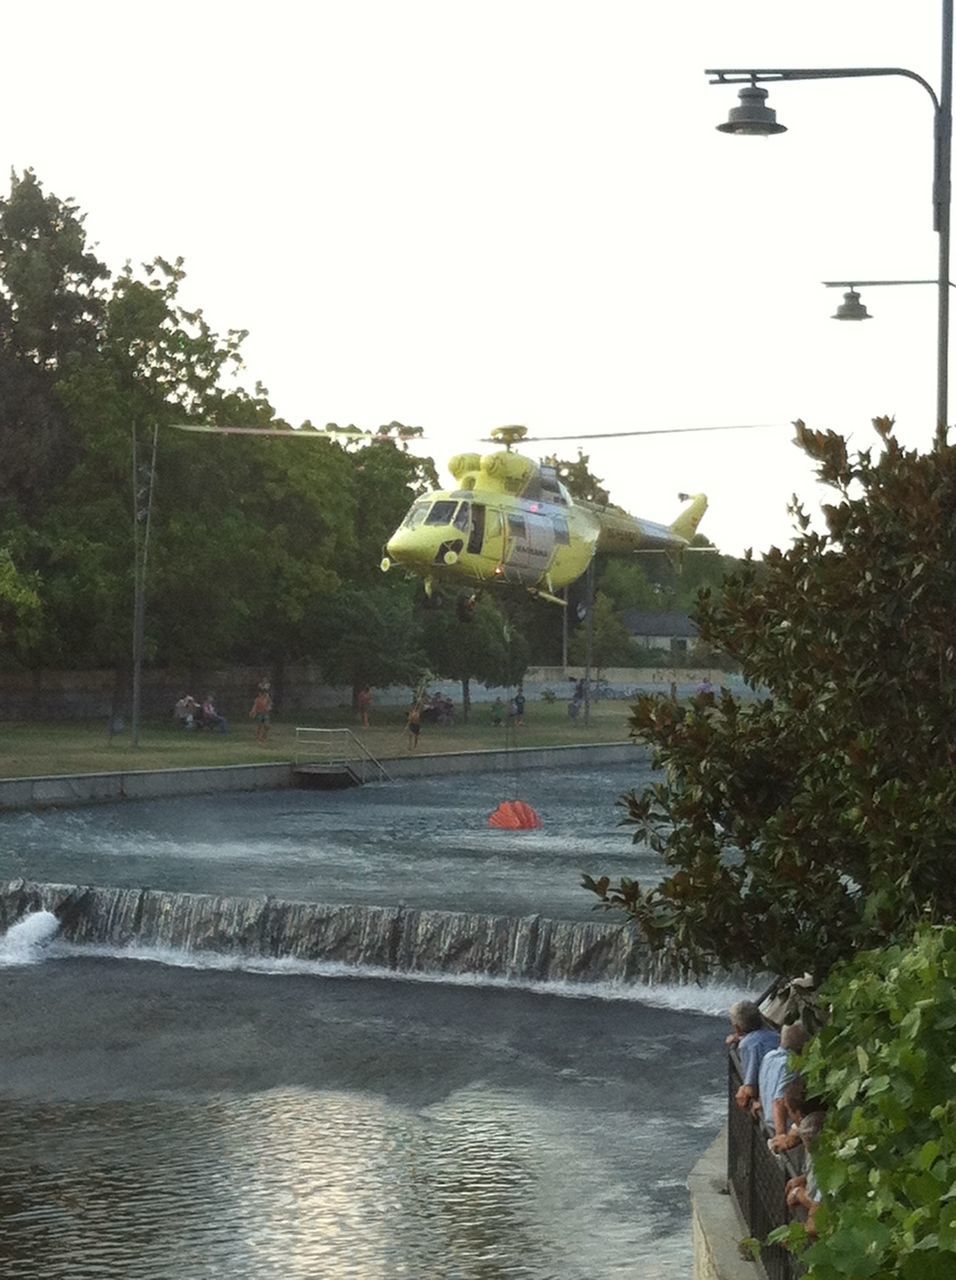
528 587 567 607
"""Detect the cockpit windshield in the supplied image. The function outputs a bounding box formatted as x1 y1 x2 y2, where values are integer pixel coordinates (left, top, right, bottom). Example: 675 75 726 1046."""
425 500 458 526
407 499 473 530
402 501 429 530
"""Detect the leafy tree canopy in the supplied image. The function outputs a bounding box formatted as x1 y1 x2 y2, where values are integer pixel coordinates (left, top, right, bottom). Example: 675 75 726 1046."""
550 451 610 505
568 590 634 667
423 596 529 716
0 171 443 681
319 583 427 695
584 419 956 979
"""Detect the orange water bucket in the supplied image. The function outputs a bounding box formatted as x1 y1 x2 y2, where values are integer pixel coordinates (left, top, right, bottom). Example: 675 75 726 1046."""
488 800 542 830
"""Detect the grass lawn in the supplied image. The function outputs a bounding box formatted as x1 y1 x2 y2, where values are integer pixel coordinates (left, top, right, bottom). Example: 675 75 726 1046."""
0 699 637 779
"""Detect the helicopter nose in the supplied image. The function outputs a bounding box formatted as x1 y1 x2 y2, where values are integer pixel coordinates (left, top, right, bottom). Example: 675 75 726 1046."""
386 526 462 568
384 526 430 566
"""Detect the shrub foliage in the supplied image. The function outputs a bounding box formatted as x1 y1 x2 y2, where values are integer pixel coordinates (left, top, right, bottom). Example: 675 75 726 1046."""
774 926 956 1279
584 420 956 978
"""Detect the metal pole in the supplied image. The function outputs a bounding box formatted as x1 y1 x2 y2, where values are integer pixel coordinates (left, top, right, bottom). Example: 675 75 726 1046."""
583 558 595 727
131 423 159 748
131 425 143 746
937 0 953 445
562 587 568 674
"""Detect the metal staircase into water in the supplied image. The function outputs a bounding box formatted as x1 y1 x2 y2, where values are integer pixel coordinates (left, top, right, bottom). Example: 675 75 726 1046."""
292 727 393 788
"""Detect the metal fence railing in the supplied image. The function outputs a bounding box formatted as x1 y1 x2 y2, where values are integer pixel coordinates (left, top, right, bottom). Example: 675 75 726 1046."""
293 727 393 783
727 1052 807 1280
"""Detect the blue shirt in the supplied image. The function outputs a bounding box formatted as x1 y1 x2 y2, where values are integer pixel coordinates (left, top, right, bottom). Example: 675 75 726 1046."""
756 1045 797 1131
739 1027 780 1087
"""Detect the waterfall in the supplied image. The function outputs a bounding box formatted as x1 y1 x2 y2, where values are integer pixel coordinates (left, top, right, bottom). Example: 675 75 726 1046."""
0 878 674 986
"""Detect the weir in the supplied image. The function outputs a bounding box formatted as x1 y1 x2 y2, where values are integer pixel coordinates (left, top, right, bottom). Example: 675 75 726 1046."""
0 878 674 986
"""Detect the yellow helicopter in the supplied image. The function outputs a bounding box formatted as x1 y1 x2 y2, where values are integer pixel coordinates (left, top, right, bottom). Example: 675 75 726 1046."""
174 419 776 608
380 424 709 607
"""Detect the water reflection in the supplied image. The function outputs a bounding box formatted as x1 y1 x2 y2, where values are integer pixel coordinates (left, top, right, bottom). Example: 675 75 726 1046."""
0 1086 704 1279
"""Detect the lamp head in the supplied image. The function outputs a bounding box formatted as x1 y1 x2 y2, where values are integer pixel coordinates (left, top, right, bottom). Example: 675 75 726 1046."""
716 84 787 136
832 289 872 321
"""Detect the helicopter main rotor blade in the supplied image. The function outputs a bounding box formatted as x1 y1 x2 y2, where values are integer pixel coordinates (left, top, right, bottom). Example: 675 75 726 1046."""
506 424 788 443
171 424 356 438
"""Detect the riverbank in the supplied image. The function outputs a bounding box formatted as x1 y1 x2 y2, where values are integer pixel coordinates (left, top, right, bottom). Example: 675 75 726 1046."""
0 700 637 780
0 741 648 811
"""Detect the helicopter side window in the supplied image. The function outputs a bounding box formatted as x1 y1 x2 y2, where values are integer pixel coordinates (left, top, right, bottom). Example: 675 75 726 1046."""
425 500 457 526
507 514 527 540
452 501 470 533
402 502 429 530
552 514 570 545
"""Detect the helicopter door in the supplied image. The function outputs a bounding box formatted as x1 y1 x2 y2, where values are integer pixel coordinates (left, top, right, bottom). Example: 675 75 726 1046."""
504 510 555 583
467 502 485 554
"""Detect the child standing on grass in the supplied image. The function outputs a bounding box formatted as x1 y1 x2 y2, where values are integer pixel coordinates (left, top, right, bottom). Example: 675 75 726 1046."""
406 702 422 750
250 682 272 745
357 686 372 729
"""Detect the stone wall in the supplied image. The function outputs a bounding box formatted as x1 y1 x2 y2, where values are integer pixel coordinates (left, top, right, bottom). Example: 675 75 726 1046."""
688 1130 752 1280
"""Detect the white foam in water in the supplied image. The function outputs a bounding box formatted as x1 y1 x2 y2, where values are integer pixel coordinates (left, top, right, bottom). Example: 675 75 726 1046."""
46 937 734 1015
0 910 60 967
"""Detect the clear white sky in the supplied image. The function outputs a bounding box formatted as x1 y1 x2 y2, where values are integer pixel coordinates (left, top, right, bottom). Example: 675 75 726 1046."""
7 1 949 554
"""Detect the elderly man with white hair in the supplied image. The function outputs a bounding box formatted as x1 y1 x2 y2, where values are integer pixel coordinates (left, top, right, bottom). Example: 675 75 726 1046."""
754 1022 808 1136
727 999 780 1109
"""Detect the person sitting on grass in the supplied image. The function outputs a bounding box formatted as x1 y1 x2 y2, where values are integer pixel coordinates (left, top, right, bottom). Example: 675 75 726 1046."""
174 694 198 730
200 693 228 733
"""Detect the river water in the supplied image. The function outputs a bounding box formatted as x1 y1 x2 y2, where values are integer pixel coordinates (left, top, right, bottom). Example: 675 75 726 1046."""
0 766 731 1279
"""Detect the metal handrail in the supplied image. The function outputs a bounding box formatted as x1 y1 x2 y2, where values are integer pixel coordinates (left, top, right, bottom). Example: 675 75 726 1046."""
727 1051 807 1280
293 727 393 782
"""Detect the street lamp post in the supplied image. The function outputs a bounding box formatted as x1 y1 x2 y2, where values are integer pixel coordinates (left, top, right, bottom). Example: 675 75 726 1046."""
707 0 953 443
131 422 159 748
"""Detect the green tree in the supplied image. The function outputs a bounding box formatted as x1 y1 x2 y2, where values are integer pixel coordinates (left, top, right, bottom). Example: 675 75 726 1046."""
597 559 662 612
568 590 634 667
423 597 529 719
0 168 107 368
0 170 109 529
46 256 281 670
0 550 42 662
584 419 956 979
320 584 427 700
551 451 609 504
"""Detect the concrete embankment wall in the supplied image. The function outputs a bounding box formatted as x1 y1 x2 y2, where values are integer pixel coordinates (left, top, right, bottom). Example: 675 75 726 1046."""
688 1130 749 1280
0 742 648 812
